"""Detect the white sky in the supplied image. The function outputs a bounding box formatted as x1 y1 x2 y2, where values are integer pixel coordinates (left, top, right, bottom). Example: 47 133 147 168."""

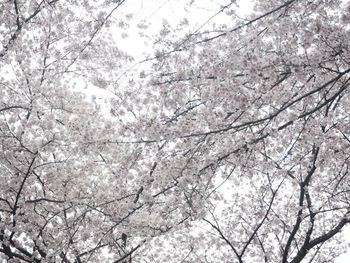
115 0 253 59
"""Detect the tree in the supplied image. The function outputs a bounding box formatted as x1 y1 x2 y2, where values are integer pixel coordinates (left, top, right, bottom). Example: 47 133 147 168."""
1 0 350 262
121 0 350 262
0 0 191 261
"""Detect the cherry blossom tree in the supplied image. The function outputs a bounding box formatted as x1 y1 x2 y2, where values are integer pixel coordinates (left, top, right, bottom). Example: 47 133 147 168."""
0 0 190 261
1 0 350 262
118 0 350 262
